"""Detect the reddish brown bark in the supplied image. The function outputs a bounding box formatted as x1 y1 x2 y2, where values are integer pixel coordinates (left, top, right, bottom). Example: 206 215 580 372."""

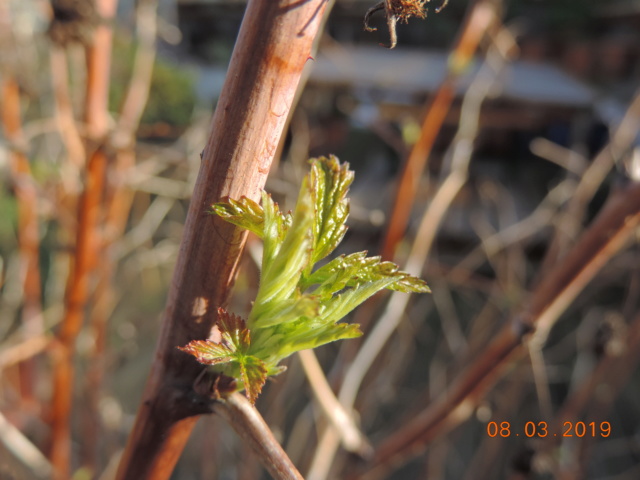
116 2 331 478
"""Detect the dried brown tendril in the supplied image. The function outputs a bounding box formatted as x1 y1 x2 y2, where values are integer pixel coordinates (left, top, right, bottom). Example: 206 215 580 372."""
364 0 449 49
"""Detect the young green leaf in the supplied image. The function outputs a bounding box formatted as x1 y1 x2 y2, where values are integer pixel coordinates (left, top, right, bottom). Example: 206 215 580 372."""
177 340 234 366
181 155 429 403
275 322 362 357
302 251 430 295
249 189 313 325
179 309 270 404
238 355 268 405
210 196 265 238
217 309 251 352
250 294 319 329
178 309 249 363
308 155 353 265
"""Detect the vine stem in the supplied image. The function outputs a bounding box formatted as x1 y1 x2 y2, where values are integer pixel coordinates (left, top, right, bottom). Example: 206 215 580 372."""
115 1 331 478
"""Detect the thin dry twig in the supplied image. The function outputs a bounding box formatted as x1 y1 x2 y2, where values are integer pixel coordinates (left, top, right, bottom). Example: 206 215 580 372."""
0 410 53 480
0 336 51 369
49 46 86 181
537 88 640 277
298 349 372 457
564 314 640 480
530 137 589 175
358 180 640 479
448 179 574 280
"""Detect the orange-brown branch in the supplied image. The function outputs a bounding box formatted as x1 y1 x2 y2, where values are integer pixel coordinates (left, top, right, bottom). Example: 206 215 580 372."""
50 147 109 479
49 0 118 477
83 0 159 471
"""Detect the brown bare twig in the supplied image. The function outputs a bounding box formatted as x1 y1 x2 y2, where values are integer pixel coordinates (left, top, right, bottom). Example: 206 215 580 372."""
536 310 640 478
357 180 640 479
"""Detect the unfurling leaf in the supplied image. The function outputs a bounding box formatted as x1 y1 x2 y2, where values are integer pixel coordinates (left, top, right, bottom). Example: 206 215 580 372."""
302 251 430 295
210 196 265 238
181 155 429 403
254 189 313 310
177 340 234 366
239 356 268 404
217 308 251 352
308 155 353 265
180 309 265 403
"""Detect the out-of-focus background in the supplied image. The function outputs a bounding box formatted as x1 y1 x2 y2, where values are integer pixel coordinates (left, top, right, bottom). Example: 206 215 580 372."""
1 0 640 479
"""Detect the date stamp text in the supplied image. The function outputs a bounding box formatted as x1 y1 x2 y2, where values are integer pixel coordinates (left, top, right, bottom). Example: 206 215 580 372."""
486 421 611 438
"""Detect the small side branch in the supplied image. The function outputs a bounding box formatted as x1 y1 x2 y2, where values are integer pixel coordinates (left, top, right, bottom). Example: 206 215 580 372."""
213 393 303 480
